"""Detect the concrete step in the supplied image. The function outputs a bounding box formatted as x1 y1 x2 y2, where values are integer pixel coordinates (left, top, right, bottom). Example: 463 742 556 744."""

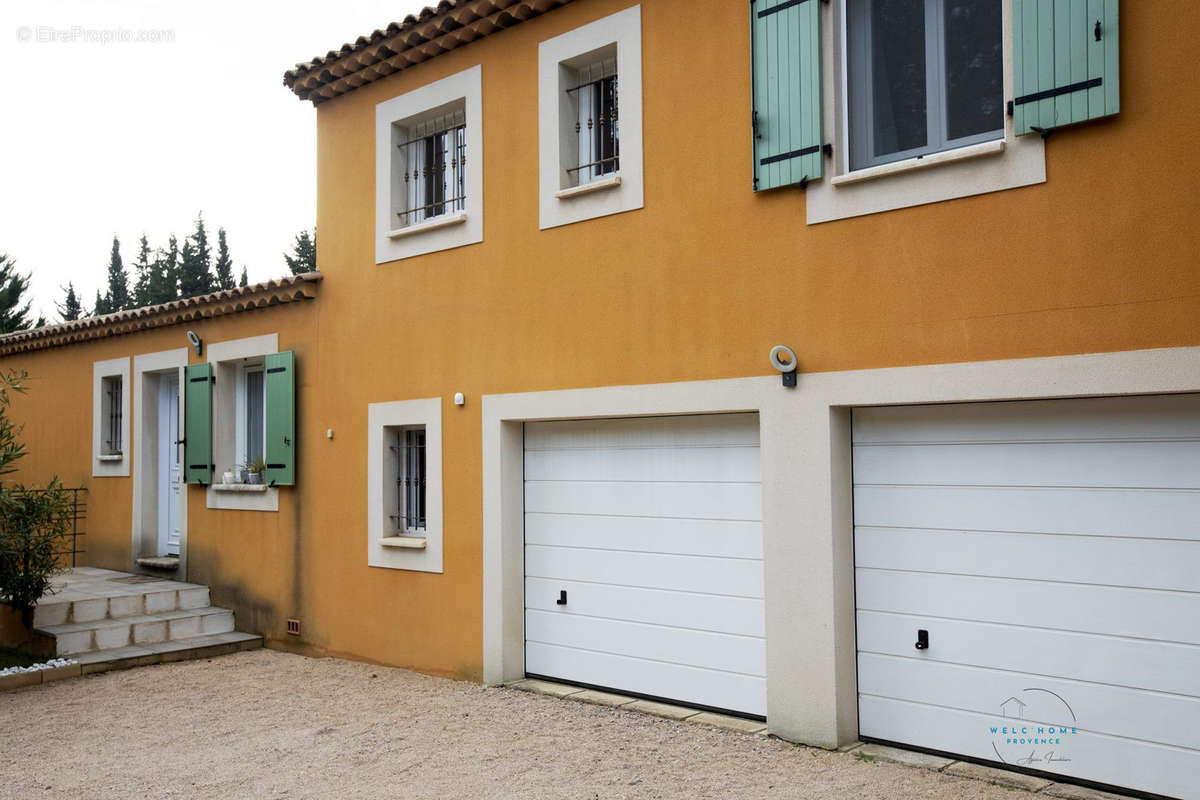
36 607 235 656
72 631 263 674
33 582 209 628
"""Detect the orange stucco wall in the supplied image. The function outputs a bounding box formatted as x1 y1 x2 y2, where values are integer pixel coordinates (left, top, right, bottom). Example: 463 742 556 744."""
4 0 1199 681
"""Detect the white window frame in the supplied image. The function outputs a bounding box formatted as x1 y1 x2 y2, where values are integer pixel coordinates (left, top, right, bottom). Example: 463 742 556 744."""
538 5 643 229
806 0 1045 224
368 398 443 573
375 65 483 263
206 334 279 512
92 357 130 477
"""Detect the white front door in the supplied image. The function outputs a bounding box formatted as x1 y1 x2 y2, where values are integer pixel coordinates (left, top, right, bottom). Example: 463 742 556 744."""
157 374 181 556
523 413 766 717
853 395 1200 799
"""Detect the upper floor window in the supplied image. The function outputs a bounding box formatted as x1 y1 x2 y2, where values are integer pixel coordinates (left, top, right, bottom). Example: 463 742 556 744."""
394 106 467 228
848 0 1003 170
566 53 620 187
538 5 644 230
375 65 483 263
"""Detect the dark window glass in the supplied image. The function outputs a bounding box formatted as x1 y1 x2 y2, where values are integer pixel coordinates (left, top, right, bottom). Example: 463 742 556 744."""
593 75 620 177
422 132 447 218
871 0 928 157
945 0 1003 140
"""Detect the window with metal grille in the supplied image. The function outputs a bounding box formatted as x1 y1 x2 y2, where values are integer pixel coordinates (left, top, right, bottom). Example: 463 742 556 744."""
101 375 123 455
392 427 426 534
395 109 467 227
566 55 619 186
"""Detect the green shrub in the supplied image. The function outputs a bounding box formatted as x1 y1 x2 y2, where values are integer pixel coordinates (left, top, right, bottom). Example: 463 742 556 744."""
0 481 72 627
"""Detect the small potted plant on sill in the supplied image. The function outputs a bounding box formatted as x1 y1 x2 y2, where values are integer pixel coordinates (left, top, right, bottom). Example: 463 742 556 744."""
246 456 266 485
222 466 237 485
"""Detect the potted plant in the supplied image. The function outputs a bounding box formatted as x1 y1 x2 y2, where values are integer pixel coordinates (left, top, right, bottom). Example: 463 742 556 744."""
246 456 266 485
222 466 237 485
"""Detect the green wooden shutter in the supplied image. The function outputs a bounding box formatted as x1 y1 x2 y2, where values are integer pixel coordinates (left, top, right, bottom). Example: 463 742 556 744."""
183 362 213 485
264 351 296 487
1013 0 1119 136
751 0 824 190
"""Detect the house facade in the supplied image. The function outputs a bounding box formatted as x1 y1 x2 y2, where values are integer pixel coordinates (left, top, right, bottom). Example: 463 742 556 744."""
4 1 1199 796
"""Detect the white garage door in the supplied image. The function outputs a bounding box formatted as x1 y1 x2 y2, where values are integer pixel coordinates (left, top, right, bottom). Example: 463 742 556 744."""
524 413 766 717
854 395 1200 799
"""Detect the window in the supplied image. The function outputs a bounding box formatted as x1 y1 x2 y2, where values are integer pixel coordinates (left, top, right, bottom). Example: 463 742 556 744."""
239 363 265 469
202 335 295 512
393 427 427 534
92 357 130 476
375 65 482 263
848 0 1003 170
566 53 620 187
101 375 123 455
368 398 443 573
393 107 467 228
538 5 643 229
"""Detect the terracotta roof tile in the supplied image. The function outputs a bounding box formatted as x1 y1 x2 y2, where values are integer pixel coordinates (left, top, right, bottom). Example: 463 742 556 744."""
283 0 576 105
0 273 322 357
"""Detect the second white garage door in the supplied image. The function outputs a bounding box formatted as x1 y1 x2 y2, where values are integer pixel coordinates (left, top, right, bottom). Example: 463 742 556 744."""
524 413 766 717
854 395 1200 799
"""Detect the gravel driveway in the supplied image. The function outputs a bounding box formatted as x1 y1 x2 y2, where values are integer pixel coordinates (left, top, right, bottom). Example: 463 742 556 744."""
0 649 1016 799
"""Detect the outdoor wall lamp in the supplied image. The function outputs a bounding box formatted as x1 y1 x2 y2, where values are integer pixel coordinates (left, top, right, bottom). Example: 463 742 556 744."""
186 330 203 356
770 345 798 388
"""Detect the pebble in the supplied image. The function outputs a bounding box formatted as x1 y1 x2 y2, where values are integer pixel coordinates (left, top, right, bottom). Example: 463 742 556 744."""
0 657 77 677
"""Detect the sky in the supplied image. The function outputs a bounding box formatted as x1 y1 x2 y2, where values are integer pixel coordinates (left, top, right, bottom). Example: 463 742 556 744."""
0 0 431 322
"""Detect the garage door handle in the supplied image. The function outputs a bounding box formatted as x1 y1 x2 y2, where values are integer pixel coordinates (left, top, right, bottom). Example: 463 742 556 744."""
556 590 567 606
915 629 929 650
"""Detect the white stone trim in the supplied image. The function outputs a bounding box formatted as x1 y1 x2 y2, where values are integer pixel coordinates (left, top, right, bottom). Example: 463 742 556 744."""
205 334 279 512
375 65 483 263
92 357 130 477
367 398 443 573
807 0 1044 224
481 346 1200 749
538 5 643 230
131 348 189 576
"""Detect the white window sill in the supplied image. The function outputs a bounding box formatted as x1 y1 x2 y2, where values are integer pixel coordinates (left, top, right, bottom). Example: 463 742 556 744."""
212 483 271 493
97 454 124 462
555 174 622 200
386 211 467 240
831 139 1006 188
380 536 428 550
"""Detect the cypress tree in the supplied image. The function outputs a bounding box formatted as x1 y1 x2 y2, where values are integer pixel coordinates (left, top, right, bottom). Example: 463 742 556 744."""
0 254 45 332
214 228 235 291
93 289 109 317
283 229 317 274
57 283 84 322
131 235 153 308
238 267 249 288
153 234 180 304
179 215 215 297
105 236 131 312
